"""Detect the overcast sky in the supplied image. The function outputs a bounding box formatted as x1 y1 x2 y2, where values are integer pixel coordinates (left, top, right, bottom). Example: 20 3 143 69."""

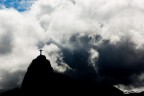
1 0 144 94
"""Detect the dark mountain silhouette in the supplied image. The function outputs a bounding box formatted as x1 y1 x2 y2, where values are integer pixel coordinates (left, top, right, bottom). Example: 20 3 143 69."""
0 54 136 96
21 55 54 95
125 92 144 96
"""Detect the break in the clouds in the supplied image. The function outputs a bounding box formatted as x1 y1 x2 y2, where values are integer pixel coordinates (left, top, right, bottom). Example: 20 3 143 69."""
1 0 144 93
0 0 36 11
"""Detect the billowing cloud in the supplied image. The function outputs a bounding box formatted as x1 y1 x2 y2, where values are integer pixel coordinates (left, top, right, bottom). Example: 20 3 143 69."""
1 0 144 93
0 8 44 90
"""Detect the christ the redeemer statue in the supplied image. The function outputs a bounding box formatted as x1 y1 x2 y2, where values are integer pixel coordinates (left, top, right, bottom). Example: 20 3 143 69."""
39 49 43 55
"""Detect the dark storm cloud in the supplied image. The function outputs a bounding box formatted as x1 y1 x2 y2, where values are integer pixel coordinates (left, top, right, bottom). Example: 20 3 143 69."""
97 39 144 84
57 34 144 84
61 34 101 79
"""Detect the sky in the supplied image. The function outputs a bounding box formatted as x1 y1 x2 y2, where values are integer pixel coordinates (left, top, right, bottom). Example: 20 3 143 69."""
0 0 36 11
1 0 144 94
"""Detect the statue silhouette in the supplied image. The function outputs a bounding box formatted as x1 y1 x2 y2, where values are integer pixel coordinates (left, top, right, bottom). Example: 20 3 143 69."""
39 49 43 55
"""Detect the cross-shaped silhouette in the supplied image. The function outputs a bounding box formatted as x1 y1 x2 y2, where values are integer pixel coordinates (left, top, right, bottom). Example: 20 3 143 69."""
39 49 43 55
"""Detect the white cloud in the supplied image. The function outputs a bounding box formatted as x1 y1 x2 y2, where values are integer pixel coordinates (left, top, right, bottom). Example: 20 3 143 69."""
88 48 99 71
0 8 44 90
115 84 144 94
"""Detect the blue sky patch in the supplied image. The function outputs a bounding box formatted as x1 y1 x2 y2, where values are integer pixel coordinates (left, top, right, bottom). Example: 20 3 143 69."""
0 0 36 12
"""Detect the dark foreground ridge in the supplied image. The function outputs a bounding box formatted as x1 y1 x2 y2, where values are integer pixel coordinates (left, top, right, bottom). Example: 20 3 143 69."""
1 55 142 96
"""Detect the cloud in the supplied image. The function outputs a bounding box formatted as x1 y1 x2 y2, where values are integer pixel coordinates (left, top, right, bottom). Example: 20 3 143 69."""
1 0 144 93
0 8 44 90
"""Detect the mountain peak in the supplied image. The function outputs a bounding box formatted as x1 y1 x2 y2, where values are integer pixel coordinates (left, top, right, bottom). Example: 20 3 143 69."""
21 55 54 95
36 55 46 59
